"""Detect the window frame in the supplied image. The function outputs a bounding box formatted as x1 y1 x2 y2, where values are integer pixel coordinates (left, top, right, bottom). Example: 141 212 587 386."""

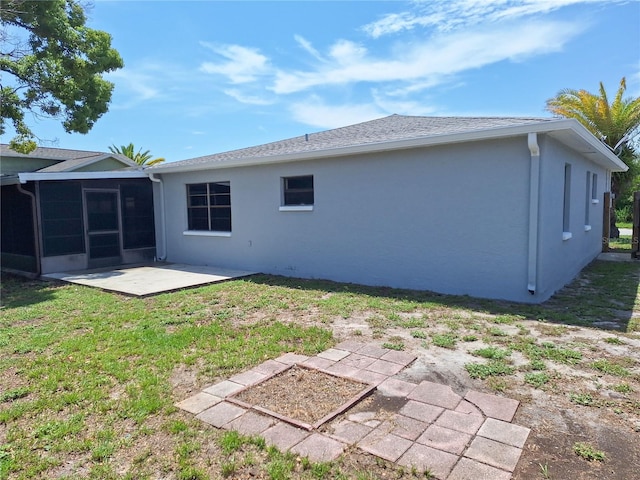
280 175 314 211
185 181 232 234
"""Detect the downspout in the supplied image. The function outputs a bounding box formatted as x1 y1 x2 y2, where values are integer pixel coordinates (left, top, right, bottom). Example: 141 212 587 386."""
527 133 540 295
148 173 167 261
16 182 41 276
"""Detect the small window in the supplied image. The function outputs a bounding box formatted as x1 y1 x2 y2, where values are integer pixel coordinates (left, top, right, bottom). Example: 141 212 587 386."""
283 175 314 206
563 163 572 239
591 173 598 203
585 171 591 227
187 182 231 232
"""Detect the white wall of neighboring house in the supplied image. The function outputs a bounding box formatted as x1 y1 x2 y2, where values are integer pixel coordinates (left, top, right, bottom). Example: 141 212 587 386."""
153 133 609 303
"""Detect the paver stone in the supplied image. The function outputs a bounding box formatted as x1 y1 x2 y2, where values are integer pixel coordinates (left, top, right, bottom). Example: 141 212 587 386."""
359 430 413 462
196 402 246 428
477 418 530 448
377 377 418 397
203 380 244 398
416 424 471 455
175 392 221 414
464 436 523 472
291 433 346 462
435 409 484 435
464 390 519 422
327 420 373 444
225 411 276 436
399 400 444 423
397 443 458 479
448 457 512 480
408 381 462 409
261 422 310 451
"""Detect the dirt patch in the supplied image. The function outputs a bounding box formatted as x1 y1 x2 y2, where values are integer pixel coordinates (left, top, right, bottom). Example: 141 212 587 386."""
230 365 372 427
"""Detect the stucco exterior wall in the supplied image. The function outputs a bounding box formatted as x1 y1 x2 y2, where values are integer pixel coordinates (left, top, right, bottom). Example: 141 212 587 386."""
535 136 608 300
158 136 547 302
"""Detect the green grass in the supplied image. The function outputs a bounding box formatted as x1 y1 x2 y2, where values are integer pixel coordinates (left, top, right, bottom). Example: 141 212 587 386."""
573 442 606 462
1 258 639 478
431 333 457 349
464 360 515 379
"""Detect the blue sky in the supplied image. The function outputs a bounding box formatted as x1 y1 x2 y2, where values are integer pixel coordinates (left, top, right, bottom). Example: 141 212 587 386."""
6 0 640 162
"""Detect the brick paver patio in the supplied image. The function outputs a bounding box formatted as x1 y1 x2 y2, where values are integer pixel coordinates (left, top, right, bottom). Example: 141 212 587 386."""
176 341 530 479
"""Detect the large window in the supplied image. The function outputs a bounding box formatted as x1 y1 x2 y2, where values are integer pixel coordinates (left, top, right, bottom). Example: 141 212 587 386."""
283 175 314 206
187 182 231 232
39 181 85 256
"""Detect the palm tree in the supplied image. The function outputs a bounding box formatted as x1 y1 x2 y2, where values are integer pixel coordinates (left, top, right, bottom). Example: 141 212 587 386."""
546 78 640 236
109 143 165 166
546 77 640 198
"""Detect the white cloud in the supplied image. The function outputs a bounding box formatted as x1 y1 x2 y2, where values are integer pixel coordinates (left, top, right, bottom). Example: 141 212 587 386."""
223 88 275 106
272 20 583 95
294 35 325 62
363 0 617 38
199 42 271 83
107 68 162 109
290 96 387 129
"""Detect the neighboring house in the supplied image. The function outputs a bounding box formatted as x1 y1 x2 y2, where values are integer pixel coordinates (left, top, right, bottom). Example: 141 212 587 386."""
148 115 627 303
1 145 156 275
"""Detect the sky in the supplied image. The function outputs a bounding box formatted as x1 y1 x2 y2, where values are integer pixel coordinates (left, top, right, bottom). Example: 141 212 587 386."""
4 0 640 162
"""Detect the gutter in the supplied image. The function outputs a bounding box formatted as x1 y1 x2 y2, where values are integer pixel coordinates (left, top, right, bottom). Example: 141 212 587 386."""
15 183 41 276
148 173 167 261
527 133 540 295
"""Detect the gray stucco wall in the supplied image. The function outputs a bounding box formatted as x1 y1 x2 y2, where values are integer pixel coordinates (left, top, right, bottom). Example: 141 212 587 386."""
535 136 608 301
157 136 550 302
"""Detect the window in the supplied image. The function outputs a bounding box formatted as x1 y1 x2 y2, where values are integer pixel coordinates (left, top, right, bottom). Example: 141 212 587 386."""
591 173 599 203
283 175 314 206
584 171 591 229
39 181 85 256
187 182 231 232
563 164 572 240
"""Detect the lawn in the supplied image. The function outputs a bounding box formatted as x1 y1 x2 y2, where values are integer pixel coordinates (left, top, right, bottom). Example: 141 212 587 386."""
1 261 639 479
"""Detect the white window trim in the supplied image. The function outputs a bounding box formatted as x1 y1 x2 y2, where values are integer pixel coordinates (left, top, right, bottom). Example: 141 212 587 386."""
279 205 314 212
183 230 231 237
562 232 573 241
584 225 592 232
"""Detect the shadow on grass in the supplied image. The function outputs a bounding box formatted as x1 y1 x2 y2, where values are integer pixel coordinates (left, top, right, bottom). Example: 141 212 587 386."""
246 259 640 334
0 272 58 309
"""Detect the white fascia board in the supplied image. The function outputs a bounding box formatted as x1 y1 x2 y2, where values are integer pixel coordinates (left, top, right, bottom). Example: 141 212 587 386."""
150 119 627 174
18 171 148 183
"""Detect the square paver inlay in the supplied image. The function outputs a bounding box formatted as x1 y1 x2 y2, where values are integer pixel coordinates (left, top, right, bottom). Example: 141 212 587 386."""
228 364 375 430
182 343 529 477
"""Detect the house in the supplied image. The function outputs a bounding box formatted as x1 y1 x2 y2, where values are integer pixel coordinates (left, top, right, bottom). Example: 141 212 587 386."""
1 145 156 275
147 115 627 303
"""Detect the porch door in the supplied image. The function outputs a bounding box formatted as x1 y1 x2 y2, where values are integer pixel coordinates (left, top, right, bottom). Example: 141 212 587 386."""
84 190 122 267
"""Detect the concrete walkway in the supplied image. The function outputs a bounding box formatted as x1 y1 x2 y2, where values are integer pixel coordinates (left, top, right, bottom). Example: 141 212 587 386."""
43 263 257 296
176 342 529 479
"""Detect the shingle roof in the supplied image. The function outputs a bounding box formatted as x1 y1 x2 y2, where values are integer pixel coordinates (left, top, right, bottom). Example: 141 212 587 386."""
152 115 553 170
0 144 138 172
0 144 106 161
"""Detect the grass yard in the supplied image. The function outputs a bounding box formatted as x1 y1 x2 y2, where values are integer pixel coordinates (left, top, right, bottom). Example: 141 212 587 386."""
1 260 639 479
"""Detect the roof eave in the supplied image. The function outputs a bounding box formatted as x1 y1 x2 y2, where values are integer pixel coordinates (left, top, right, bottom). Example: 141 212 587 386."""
18 171 149 183
150 118 627 174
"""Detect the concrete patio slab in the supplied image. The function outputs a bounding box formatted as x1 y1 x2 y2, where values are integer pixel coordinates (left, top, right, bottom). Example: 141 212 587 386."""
43 263 256 296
